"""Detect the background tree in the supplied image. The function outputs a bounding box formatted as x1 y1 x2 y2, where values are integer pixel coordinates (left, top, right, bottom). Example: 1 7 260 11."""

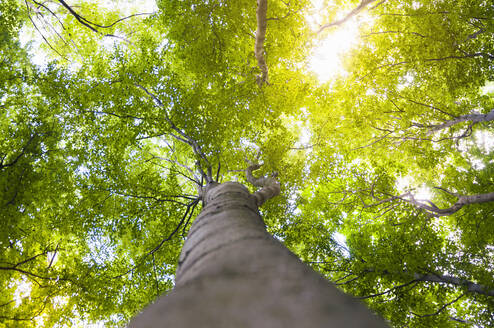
1 0 493 327
302 0 494 326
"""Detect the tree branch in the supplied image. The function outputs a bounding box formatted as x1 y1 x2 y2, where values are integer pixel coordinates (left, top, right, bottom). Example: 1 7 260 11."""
414 273 494 297
105 188 191 205
51 0 152 41
152 254 159 298
80 109 145 121
360 52 491 82
255 0 268 86
0 266 58 281
357 280 419 299
343 184 494 218
24 0 66 58
135 84 214 183
0 297 49 321
318 0 378 34
246 163 280 206
47 244 59 269
0 134 37 170
411 293 465 318
112 198 200 279
411 108 494 133
402 191 494 217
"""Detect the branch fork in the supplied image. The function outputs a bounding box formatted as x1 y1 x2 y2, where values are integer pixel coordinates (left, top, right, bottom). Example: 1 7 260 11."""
246 163 280 206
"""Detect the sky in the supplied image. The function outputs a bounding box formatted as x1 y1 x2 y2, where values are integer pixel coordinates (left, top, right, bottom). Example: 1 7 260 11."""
308 20 361 81
307 0 374 82
20 0 360 80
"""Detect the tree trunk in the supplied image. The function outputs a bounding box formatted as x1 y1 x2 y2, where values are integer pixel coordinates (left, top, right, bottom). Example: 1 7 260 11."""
128 182 387 327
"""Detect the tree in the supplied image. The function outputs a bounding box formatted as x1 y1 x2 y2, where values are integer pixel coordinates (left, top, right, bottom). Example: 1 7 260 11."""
129 169 386 327
1 0 493 327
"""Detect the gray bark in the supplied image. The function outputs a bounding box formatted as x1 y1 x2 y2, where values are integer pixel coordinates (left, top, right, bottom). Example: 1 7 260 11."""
413 108 494 133
431 109 494 131
255 0 268 85
245 163 280 206
414 273 494 297
404 191 494 217
129 182 387 327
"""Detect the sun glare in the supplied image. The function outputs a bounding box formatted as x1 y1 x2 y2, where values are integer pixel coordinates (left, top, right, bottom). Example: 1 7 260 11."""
11 278 32 307
396 176 433 201
308 23 360 82
308 1 371 82
475 130 494 154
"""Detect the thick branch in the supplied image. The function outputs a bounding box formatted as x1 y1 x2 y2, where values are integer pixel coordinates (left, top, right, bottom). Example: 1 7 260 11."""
356 268 494 298
246 164 280 206
414 274 494 297
412 108 494 133
403 191 494 217
255 0 268 86
351 185 494 217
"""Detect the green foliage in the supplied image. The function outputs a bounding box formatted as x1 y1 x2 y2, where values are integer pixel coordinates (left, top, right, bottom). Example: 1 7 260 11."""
1 0 493 327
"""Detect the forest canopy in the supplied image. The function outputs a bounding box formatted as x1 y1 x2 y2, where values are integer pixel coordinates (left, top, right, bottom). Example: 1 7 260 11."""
0 0 493 327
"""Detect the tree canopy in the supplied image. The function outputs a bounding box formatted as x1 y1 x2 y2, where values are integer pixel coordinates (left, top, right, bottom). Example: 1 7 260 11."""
1 0 493 327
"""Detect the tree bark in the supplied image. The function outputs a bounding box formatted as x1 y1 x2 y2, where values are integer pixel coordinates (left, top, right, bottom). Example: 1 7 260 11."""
245 163 280 206
404 191 494 217
414 273 494 297
412 108 494 133
129 182 387 327
255 0 268 86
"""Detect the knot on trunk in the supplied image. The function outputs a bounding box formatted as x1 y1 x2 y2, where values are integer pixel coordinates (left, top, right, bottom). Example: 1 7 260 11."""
246 164 280 207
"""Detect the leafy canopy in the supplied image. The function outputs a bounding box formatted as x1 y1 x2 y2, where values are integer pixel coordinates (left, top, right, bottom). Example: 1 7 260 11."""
1 0 493 327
